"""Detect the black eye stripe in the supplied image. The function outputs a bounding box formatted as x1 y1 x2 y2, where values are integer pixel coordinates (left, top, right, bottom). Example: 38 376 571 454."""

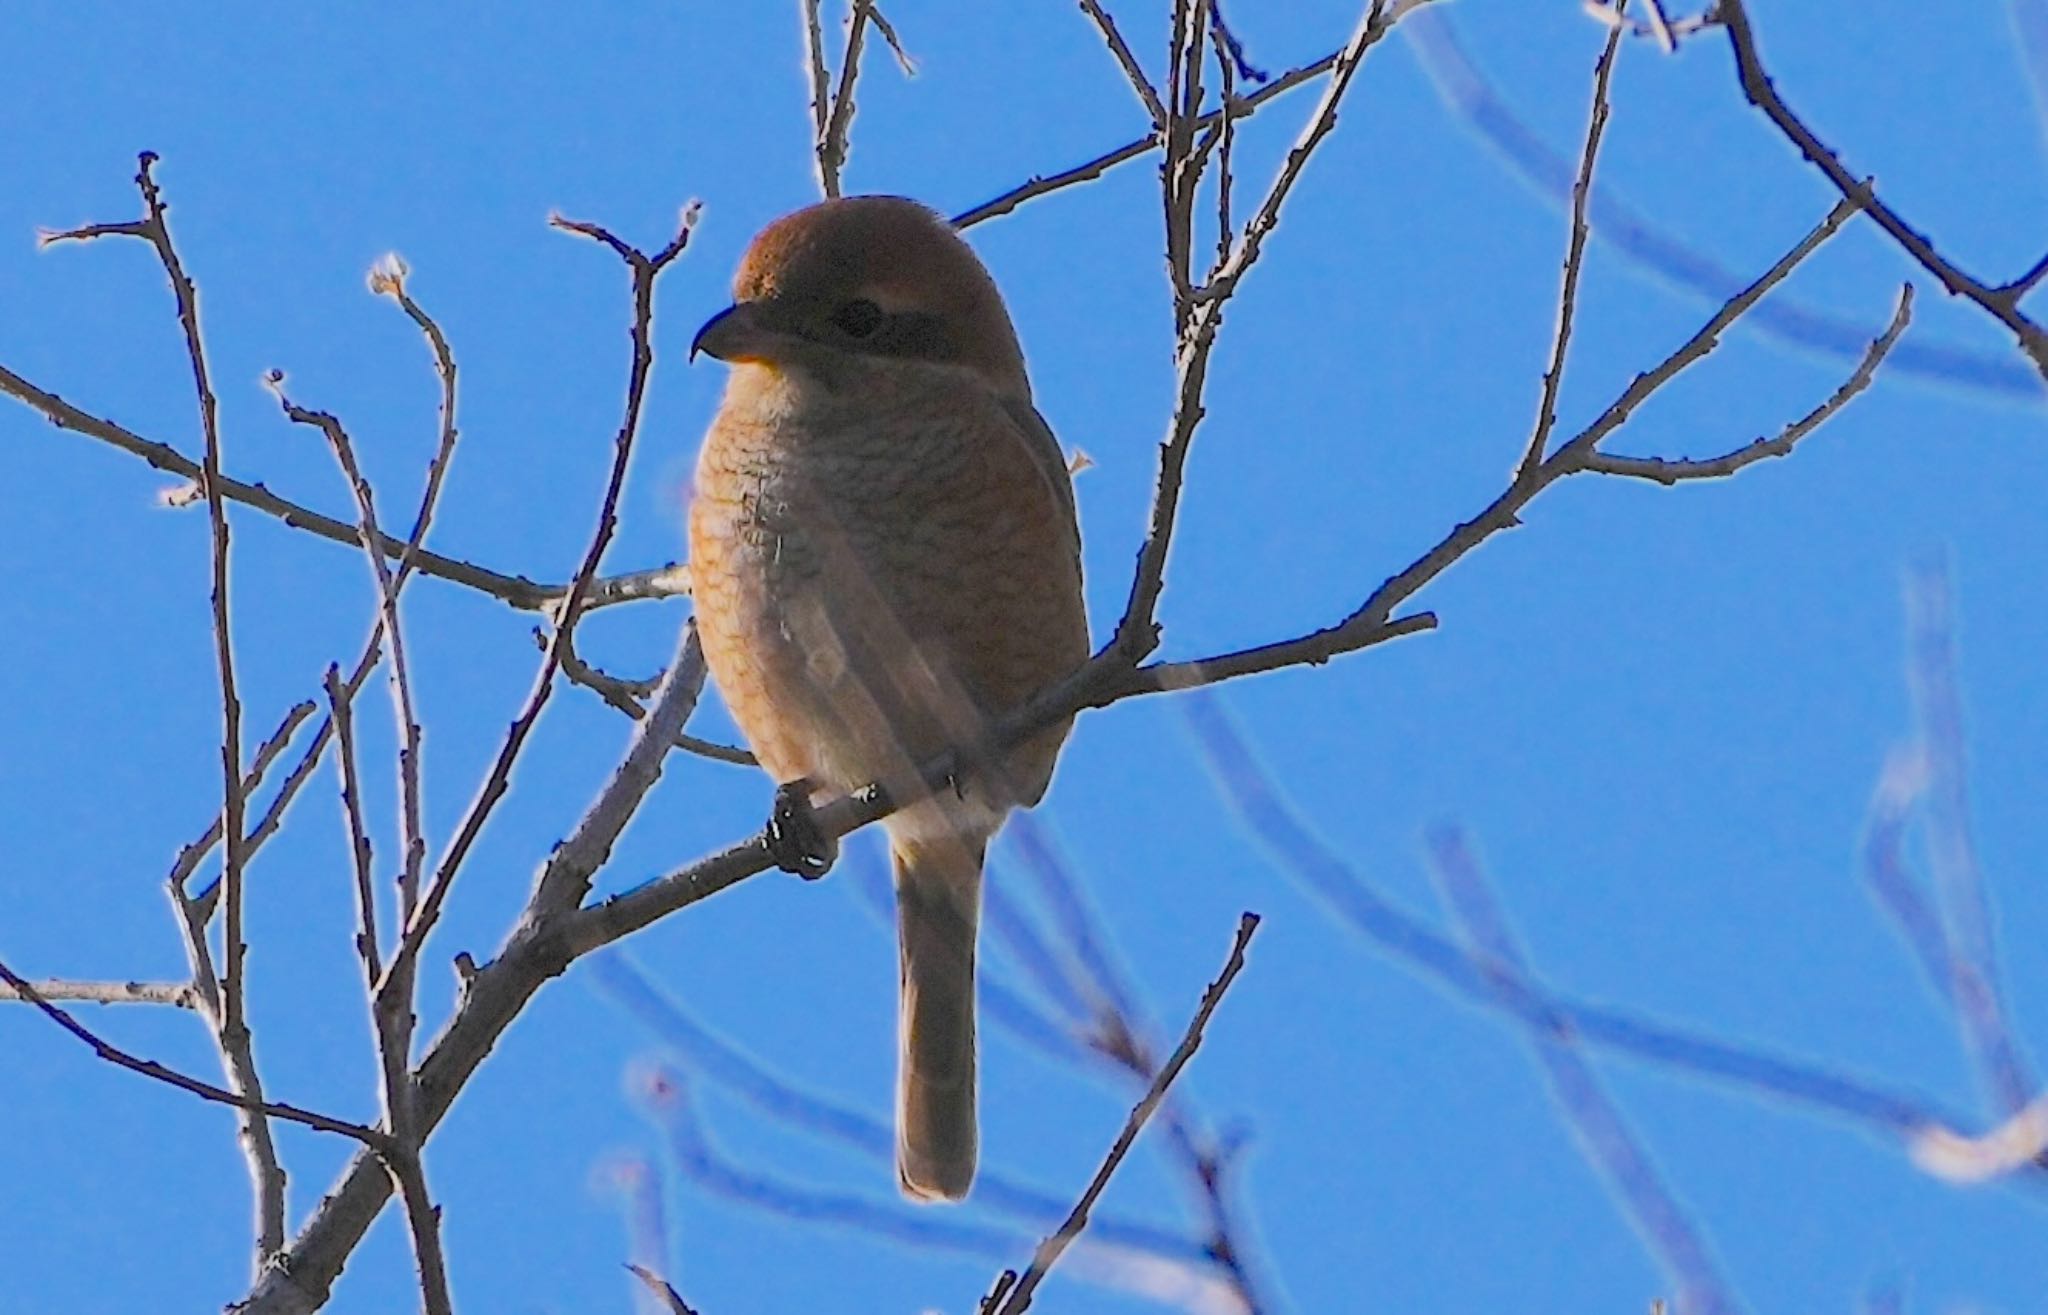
873 310 950 361
831 298 884 338
823 302 954 363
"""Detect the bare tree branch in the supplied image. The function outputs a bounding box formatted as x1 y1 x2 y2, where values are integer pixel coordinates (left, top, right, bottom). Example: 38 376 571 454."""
324 667 382 986
807 0 911 198
1004 816 1270 1313
234 615 711 1315
980 913 1261 1315
1113 0 1400 665
1904 557 2037 1115
1716 0 2048 380
190 270 470 920
1427 828 1741 1315
1638 0 1677 54
543 623 754 765
44 151 288 1266
264 383 442 1288
368 255 463 583
628 1061 1239 1312
1518 7 1625 481
0 979 201 1008
1402 10 2039 403
384 1149 454 1315
377 205 700 998
0 7 1932 1308
952 43 1349 230
802 0 832 170
1078 0 1169 128
1582 284 1912 483
161 697 318 896
1179 695 2014 1159
625 1264 700 1315
265 379 427 935
1913 1092 2048 1184
0 360 565 606
0 957 386 1148
592 952 1212 1274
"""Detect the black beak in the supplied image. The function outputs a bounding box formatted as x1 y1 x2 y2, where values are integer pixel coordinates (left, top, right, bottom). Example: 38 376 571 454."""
691 303 751 363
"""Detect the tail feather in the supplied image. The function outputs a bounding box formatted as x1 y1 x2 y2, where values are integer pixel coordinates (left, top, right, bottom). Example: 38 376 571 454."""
894 835 983 1202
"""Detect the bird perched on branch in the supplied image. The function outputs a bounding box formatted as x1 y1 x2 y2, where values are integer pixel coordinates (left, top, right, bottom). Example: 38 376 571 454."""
688 196 1089 1201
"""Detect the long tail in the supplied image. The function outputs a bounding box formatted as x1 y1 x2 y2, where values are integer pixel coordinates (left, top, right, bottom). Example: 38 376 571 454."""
893 832 984 1202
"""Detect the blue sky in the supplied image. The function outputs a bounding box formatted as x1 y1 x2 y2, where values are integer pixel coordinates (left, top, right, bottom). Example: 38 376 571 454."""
5 2 2047 1312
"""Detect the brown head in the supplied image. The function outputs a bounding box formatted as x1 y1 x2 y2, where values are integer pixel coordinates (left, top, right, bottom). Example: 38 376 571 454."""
691 196 1031 399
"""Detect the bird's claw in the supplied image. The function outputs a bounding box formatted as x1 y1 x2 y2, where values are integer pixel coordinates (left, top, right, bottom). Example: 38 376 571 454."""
768 780 837 880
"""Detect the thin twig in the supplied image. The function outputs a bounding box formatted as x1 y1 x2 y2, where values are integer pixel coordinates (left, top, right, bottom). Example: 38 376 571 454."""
1113 0 1398 664
265 381 426 929
266 383 437 1217
1199 1 1391 304
378 205 700 997
626 1264 701 1315
633 1062 1235 1310
1716 0 2048 381
0 957 387 1147
1861 746 1957 1005
0 979 201 1008
1180 696 2000 1155
1079 0 1170 127
1913 1092 2048 1183
802 0 831 163
1638 0 1676 54
235 618 712 1315
1904 556 2037 1115
369 255 464 583
384 1149 454 1315
1161 0 1207 322
1207 12 1238 276
821 0 872 197
0 360 564 606
1583 284 1913 483
980 913 1261 1315
1403 11 2039 403
1544 198 1858 471
606 1157 674 1315
1005 817 1269 1312
952 43 1348 229
1427 828 1741 1315
811 0 907 197
150 150 259 1225
48 151 288 1266
1517 8 1624 481
2002 249 2048 302
325 667 382 987
1208 0 1267 81
863 3 914 73
543 622 755 765
193 271 469 918
162 698 317 895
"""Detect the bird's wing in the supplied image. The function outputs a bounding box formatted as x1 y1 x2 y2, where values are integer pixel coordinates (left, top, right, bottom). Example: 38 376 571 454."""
996 392 1083 559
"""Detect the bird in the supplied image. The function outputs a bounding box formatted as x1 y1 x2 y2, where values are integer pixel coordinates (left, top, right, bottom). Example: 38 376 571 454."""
687 196 1090 1201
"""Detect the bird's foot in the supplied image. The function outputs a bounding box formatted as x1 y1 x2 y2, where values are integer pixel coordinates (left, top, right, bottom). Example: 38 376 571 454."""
767 779 837 880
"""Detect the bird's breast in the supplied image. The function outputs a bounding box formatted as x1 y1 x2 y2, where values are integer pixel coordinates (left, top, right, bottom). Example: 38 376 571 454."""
688 361 1086 798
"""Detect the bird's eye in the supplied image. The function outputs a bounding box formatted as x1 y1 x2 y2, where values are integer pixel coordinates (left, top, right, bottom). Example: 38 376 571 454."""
832 298 884 339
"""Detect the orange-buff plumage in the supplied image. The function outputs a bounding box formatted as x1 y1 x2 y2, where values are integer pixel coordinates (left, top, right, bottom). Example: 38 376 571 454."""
688 196 1089 1201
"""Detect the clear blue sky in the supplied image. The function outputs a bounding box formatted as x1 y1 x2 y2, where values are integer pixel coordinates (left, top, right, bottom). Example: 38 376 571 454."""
5 3 2047 1312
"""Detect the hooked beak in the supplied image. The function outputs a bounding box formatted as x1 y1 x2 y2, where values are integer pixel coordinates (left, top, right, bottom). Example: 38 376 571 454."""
691 301 777 364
